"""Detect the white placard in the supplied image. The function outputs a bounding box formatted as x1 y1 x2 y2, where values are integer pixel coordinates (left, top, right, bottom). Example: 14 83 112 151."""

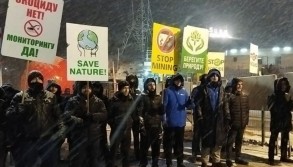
1 0 64 63
66 23 108 81
249 43 259 74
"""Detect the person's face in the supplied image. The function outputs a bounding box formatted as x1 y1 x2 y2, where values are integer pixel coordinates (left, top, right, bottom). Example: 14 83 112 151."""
81 85 92 96
236 81 243 92
280 80 287 92
210 74 219 82
120 86 130 96
49 86 58 94
174 79 182 87
30 77 43 84
147 82 156 92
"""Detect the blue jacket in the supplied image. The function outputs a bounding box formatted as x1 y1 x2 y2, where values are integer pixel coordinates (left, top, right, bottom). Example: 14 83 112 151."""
163 85 190 127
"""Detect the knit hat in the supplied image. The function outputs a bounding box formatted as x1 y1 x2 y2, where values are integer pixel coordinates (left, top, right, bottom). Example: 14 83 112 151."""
207 69 221 81
27 70 44 87
76 81 93 94
118 81 130 91
126 75 138 89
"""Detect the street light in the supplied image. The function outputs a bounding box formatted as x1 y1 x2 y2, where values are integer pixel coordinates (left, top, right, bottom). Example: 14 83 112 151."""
209 27 232 39
272 47 280 52
230 49 238 54
283 46 291 52
240 48 248 53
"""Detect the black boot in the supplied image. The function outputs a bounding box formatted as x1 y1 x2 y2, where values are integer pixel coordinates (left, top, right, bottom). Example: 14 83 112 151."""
212 162 224 167
280 157 293 163
226 159 233 167
235 157 248 165
268 159 275 166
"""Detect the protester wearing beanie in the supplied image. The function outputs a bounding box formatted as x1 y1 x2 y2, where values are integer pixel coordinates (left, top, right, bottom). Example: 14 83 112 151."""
108 80 134 167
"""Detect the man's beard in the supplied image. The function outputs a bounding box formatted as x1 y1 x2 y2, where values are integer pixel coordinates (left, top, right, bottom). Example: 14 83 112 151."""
148 89 156 96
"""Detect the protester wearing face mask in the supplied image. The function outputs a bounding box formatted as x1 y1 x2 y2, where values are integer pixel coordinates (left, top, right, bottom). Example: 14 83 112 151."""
6 70 63 167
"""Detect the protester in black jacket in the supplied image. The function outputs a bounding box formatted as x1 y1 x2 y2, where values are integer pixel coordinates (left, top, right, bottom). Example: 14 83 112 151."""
64 81 107 167
6 70 62 167
92 81 110 166
139 78 164 167
190 73 207 161
195 69 230 167
108 81 134 167
267 77 293 165
126 74 141 160
226 78 249 167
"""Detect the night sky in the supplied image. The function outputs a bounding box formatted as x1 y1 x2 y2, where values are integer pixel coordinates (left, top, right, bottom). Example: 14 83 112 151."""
1 0 293 61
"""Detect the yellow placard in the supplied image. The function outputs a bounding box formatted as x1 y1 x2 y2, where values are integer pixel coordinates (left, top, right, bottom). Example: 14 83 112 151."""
151 23 180 75
205 52 225 77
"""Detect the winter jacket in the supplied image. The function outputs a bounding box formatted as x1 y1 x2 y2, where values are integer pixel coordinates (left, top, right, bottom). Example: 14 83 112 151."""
108 92 134 130
163 74 191 127
195 84 230 147
268 94 293 132
64 94 107 140
6 90 61 140
268 77 293 132
139 89 164 129
229 92 249 129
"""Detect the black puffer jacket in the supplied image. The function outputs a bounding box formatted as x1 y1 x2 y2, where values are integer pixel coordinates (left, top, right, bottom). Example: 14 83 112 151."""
108 91 134 130
229 92 249 129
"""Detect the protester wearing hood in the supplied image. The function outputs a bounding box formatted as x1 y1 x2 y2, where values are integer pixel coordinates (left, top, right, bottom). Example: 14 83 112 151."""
64 81 107 167
108 80 134 167
162 73 192 167
195 69 230 167
138 78 164 167
189 73 207 162
226 78 249 167
126 74 141 160
46 82 65 111
6 70 62 167
267 77 293 165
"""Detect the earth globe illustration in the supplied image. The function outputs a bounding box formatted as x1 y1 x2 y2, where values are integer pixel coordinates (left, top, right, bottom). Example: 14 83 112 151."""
77 30 98 56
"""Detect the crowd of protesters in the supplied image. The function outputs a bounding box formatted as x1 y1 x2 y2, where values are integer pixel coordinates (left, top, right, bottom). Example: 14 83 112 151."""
0 68 292 167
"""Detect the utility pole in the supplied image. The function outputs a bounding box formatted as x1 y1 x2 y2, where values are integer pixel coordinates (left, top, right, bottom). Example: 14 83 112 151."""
119 0 153 62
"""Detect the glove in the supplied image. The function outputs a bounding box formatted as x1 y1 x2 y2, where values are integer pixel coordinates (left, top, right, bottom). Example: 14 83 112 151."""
18 104 26 114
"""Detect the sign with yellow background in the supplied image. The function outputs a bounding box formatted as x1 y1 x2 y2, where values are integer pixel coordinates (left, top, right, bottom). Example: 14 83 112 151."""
151 23 180 75
205 52 225 77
